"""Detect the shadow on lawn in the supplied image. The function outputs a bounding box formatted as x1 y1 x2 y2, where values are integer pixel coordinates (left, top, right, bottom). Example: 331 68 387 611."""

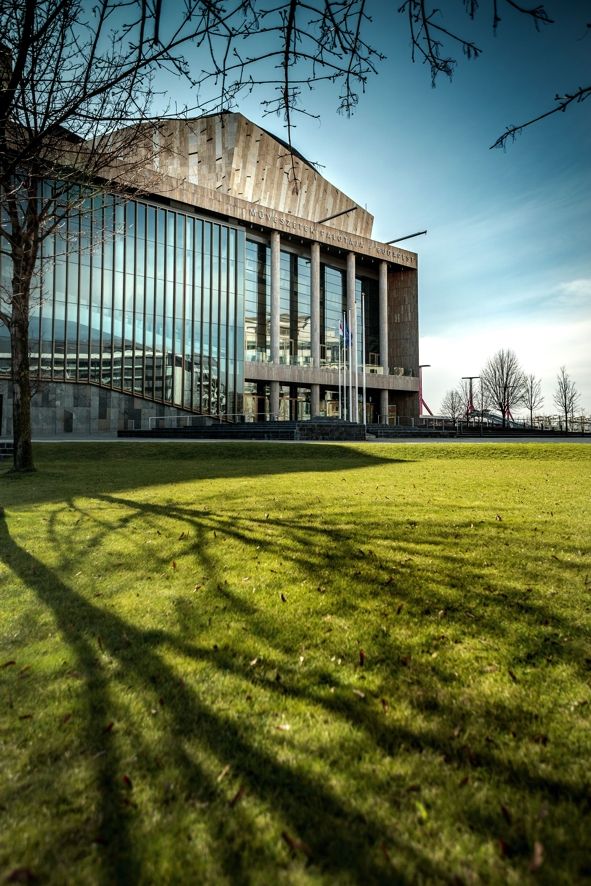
0 442 401 508
0 508 446 884
2 478 590 881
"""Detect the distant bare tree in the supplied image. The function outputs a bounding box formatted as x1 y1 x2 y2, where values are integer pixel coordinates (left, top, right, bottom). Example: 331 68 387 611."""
455 377 485 420
474 378 491 423
0 0 380 471
480 349 526 427
457 379 474 419
553 366 580 433
523 373 544 427
440 389 463 422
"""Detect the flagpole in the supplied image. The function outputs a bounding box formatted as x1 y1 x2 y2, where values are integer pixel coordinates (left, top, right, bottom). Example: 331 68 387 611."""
339 313 343 420
362 293 367 425
354 301 359 424
338 335 342 419
342 311 347 421
347 309 353 422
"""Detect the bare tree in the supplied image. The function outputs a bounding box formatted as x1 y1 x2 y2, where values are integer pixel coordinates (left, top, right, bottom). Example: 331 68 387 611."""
0 0 379 472
553 366 580 433
457 379 475 420
455 377 490 423
523 373 544 427
398 1 590 149
480 349 526 427
440 388 463 422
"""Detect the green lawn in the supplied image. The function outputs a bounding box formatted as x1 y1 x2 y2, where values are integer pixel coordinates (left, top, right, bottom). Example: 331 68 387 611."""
1 442 590 884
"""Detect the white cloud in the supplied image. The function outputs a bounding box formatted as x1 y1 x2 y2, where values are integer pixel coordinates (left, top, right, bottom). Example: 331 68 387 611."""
555 277 591 303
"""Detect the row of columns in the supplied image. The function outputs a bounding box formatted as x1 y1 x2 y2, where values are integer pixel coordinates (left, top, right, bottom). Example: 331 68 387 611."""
269 232 390 422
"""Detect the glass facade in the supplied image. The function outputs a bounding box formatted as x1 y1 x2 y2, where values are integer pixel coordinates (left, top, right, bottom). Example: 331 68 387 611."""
244 240 270 363
1 201 385 426
0 193 245 419
356 277 380 367
243 244 379 372
280 251 311 365
320 264 343 366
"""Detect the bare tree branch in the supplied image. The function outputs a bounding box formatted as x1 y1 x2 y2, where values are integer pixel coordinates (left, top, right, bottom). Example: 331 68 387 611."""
398 1 588 147
490 85 591 149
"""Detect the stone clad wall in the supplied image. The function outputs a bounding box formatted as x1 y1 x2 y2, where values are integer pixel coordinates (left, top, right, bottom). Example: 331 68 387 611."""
140 113 374 238
0 381 195 437
387 266 419 418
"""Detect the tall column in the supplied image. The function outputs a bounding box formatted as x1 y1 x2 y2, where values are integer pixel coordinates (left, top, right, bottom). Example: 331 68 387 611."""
346 252 357 422
379 261 388 373
310 242 321 417
270 231 281 419
379 260 389 423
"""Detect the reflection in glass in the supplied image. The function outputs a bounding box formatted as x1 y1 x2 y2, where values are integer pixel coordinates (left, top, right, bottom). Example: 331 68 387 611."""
0 193 243 420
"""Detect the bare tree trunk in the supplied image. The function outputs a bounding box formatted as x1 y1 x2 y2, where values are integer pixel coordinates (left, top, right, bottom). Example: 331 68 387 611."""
10 312 34 471
8 225 37 472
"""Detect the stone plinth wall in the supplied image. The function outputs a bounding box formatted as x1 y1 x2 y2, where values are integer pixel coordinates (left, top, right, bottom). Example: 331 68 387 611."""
0 381 194 437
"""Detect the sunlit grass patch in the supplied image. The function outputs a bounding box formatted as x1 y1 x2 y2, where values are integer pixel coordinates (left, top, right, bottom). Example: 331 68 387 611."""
1 442 590 883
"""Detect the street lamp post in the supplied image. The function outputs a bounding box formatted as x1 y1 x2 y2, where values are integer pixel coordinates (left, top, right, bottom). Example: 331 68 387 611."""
462 376 480 420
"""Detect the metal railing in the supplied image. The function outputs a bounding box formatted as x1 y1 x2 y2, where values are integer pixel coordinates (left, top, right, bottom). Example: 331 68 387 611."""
244 354 408 376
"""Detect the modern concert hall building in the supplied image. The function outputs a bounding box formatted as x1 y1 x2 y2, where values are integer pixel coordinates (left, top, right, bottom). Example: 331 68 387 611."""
0 112 419 435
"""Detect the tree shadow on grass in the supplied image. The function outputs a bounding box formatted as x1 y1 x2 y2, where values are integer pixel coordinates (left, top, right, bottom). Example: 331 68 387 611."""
0 442 403 509
2 462 591 882
2 510 448 884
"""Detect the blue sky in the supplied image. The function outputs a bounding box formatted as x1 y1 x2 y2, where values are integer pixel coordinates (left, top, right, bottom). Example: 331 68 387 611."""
166 0 591 416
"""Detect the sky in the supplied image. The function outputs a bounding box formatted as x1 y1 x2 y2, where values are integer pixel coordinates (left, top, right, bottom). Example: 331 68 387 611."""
165 0 591 417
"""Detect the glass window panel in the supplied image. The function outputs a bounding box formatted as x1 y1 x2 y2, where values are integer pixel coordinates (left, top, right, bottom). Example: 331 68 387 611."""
136 203 146 239
103 230 114 272
156 241 165 279
146 239 155 277
136 237 145 275
165 244 174 280
102 269 112 308
157 208 166 243
79 305 89 346
113 270 124 311
176 214 185 250
115 231 124 272
55 261 66 301
147 206 156 241
145 275 155 317
125 236 134 274
115 199 125 233
175 282 184 322
167 211 175 245
156 278 164 318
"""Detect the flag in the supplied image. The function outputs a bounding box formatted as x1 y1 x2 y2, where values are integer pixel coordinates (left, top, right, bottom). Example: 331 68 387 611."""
339 320 352 345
